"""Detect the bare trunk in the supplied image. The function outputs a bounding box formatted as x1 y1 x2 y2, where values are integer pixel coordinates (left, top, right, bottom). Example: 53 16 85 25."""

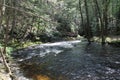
79 0 84 32
11 0 16 38
93 0 105 45
84 0 92 43
93 1 100 36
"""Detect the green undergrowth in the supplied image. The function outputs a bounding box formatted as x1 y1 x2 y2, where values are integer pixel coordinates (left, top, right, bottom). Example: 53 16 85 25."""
9 41 42 50
0 40 42 58
0 44 13 58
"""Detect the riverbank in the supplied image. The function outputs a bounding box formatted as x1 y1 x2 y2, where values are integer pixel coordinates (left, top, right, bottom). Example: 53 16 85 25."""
0 57 32 80
0 58 11 80
0 41 43 80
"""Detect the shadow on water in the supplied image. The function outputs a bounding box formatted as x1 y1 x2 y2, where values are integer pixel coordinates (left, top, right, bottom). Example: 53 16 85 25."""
13 41 120 80
20 62 69 80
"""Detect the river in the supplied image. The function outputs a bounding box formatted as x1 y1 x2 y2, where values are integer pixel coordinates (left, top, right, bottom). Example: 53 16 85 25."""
12 40 120 80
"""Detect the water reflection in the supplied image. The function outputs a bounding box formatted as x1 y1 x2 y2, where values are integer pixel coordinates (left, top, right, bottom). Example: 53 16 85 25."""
33 75 51 80
20 62 69 80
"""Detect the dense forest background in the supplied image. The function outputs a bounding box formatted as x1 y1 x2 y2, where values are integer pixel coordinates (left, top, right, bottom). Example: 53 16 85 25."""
0 0 120 79
0 0 120 44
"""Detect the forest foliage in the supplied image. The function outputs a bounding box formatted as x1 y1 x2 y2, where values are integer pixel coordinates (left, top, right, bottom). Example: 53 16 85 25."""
0 0 120 44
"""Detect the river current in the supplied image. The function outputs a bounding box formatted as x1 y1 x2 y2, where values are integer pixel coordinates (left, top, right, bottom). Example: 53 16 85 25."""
12 40 120 80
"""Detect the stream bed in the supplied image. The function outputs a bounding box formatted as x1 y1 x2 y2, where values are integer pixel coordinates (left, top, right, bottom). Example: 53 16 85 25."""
12 40 120 80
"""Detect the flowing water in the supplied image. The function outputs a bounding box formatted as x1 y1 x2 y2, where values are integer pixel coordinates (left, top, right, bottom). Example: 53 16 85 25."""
12 40 120 80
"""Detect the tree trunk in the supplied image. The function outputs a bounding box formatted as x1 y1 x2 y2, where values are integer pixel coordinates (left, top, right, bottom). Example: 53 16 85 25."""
11 0 17 38
84 0 92 43
79 0 84 34
93 0 105 45
93 0 100 36
103 0 110 37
